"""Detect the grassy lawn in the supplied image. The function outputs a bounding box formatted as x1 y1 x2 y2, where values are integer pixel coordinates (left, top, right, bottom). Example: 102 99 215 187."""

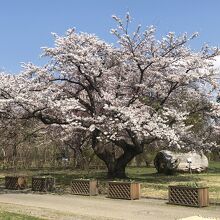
127 161 220 202
0 161 219 203
0 211 44 220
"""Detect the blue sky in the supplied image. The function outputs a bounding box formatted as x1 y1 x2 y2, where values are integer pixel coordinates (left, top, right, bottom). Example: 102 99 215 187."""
0 0 220 73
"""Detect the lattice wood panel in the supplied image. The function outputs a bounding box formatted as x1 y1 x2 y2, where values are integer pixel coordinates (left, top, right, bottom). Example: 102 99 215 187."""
169 186 209 207
71 180 97 196
32 177 55 192
107 182 140 200
5 176 27 190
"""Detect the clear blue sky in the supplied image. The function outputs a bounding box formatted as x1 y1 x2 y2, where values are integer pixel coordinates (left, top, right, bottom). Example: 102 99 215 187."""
0 0 220 73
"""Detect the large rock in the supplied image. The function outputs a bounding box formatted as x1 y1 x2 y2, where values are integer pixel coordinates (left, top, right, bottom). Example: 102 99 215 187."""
154 150 208 174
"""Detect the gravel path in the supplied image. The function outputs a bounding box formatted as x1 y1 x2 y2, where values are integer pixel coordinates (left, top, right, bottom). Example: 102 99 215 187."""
0 193 219 220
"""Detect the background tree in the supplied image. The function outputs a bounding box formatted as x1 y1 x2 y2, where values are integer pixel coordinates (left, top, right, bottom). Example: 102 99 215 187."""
0 14 219 178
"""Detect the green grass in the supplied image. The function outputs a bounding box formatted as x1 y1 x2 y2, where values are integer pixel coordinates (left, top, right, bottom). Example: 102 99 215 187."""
126 161 220 202
0 211 44 220
0 161 219 202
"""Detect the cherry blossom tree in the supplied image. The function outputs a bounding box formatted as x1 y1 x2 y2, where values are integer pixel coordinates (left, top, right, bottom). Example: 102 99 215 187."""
0 14 219 178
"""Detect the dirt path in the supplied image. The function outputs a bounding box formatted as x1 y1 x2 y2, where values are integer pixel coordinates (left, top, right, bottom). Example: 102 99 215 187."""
0 193 219 220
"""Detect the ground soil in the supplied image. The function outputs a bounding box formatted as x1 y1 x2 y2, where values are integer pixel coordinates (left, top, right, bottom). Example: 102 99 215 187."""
0 193 219 220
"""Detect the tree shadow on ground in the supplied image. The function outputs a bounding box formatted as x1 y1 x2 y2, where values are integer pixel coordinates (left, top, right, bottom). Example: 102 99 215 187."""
42 170 107 186
128 172 201 184
208 167 220 174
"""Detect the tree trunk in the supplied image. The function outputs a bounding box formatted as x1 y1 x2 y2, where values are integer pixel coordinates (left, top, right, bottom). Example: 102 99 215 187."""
106 148 141 179
93 146 140 179
91 129 143 179
107 164 126 179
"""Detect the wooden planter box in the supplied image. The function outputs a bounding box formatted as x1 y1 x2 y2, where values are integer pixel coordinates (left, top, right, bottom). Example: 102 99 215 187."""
71 179 98 196
32 176 55 192
107 181 140 200
5 175 27 190
168 185 209 207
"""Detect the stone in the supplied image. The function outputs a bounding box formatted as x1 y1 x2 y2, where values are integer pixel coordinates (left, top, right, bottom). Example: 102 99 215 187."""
154 150 208 174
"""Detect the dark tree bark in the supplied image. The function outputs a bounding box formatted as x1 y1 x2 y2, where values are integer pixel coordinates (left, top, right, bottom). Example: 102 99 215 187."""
91 129 143 178
96 147 141 179
106 148 140 178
